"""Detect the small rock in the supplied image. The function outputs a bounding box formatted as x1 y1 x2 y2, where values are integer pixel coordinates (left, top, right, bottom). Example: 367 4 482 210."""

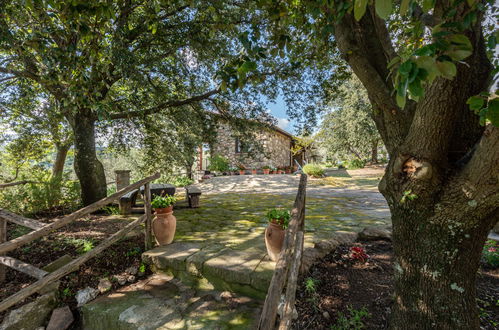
127 275 136 283
76 287 99 307
358 226 392 241
46 305 74 330
125 266 138 275
113 275 127 285
323 311 330 319
216 291 233 301
98 278 112 293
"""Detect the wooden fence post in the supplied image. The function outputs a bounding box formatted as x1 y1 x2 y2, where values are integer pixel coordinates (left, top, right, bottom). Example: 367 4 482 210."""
144 183 153 250
0 217 6 283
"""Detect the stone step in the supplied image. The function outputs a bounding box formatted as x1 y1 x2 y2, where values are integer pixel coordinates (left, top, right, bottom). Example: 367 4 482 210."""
142 231 359 300
142 241 274 300
81 274 261 330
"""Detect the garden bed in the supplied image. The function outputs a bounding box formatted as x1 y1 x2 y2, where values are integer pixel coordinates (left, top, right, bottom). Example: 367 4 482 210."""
293 239 498 329
0 211 150 324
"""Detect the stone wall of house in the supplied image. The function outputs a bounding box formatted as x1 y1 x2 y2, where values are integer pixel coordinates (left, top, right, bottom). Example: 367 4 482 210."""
212 123 292 169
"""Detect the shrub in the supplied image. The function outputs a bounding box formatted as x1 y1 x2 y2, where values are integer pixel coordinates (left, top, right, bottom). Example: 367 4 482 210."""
171 176 194 187
347 159 366 169
0 171 81 216
208 154 230 172
151 195 176 209
266 208 291 229
303 164 325 177
482 240 499 267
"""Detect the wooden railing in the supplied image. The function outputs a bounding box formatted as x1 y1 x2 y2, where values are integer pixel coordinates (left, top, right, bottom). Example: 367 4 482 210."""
0 172 159 312
258 173 307 330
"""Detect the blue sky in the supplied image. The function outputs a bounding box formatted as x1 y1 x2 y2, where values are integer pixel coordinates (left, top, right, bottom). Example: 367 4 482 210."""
264 95 297 134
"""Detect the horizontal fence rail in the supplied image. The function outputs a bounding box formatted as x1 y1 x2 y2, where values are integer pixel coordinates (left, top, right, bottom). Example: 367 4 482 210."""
0 172 159 312
0 172 160 255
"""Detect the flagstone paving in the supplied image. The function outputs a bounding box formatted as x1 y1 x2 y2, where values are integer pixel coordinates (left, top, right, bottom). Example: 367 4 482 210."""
143 168 390 300
84 168 390 329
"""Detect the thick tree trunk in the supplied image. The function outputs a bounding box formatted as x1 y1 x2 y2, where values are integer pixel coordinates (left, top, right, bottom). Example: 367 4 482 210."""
52 143 70 179
331 5 497 328
70 112 107 206
371 141 378 164
380 161 498 329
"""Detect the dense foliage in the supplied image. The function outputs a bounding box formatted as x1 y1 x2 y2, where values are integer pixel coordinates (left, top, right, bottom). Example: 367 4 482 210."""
317 76 384 164
302 163 325 177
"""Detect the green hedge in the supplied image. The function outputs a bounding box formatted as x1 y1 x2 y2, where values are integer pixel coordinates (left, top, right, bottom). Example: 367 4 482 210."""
303 164 325 177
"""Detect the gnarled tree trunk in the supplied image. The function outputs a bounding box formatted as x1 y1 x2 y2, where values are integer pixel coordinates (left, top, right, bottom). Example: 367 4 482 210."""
69 111 107 205
334 6 498 329
371 140 378 164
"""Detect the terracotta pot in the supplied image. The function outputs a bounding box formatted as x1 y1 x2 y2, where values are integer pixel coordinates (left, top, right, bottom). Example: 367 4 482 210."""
251 169 257 175
152 206 176 245
278 170 284 174
285 169 291 174
265 222 285 261
263 169 270 174
239 170 245 175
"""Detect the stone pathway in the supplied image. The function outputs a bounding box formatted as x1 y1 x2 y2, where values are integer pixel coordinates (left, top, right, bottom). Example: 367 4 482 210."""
83 168 391 329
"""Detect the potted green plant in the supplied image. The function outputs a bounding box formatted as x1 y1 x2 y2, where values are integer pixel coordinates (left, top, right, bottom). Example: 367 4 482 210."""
285 166 292 174
264 208 291 261
237 164 246 175
251 168 257 175
151 195 177 245
262 165 271 175
277 166 284 174
270 167 277 174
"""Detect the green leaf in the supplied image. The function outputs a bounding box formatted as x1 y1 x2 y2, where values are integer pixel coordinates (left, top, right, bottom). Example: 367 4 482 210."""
466 96 484 111
396 94 406 109
354 0 368 21
375 0 392 19
488 99 499 127
415 56 438 82
449 34 472 49
446 49 472 61
408 79 424 97
423 0 434 12
398 61 414 77
400 0 410 16
239 61 257 73
435 61 456 79
387 56 401 69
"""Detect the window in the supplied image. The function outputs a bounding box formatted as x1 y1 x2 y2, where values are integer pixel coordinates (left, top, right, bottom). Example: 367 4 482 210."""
235 138 250 153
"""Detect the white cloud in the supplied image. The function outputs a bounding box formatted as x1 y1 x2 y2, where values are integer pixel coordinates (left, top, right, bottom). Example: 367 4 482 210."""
276 117 290 130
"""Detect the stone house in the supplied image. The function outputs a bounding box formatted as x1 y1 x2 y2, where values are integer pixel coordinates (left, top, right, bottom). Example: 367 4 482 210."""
197 121 296 171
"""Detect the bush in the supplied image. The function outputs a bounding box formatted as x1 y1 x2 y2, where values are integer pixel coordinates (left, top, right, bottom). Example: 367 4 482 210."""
0 171 81 215
208 154 230 172
347 159 366 169
303 164 325 177
482 240 499 267
171 176 194 187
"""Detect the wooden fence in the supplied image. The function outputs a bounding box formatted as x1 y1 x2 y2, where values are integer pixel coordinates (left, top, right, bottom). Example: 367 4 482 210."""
0 172 159 313
258 173 307 330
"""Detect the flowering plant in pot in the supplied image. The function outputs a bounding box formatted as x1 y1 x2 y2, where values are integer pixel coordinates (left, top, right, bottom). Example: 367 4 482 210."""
262 165 271 174
264 208 291 261
151 195 177 245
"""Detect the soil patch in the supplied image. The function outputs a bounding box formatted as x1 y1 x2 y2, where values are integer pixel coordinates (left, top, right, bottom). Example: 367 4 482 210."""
293 240 498 329
0 213 150 324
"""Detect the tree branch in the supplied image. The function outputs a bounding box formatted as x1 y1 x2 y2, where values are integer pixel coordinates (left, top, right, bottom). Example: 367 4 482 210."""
107 88 220 120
